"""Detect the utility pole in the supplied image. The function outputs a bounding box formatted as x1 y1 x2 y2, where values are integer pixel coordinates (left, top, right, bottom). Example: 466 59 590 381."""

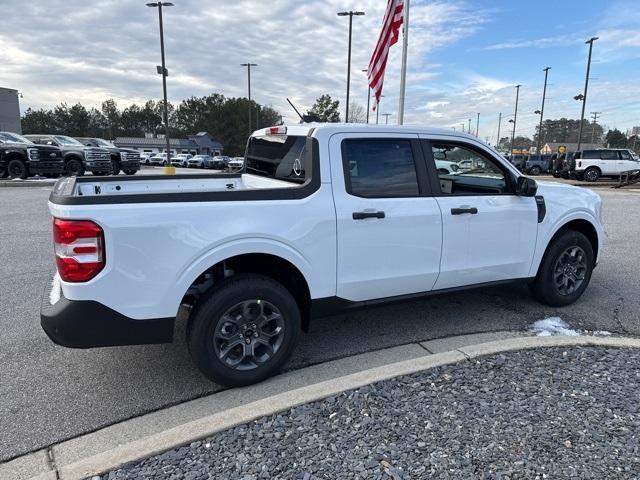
240 63 258 135
461 123 465 133
476 112 480 137
468 118 472 135
590 111 602 144
147 1 174 174
536 67 551 154
338 10 365 122
362 69 370 124
496 112 502 149
577 37 598 152
510 84 521 156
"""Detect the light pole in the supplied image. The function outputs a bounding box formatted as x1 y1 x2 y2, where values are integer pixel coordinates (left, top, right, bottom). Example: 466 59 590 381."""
510 84 521 156
362 69 371 124
461 123 465 133
241 63 258 135
146 1 174 174
496 112 502 149
535 67 551 154
590 111 602 143
338 10 365 122
382 113 392 125
468 118 472 135
476 113 480 137
576 37 598 151
376 95 384 124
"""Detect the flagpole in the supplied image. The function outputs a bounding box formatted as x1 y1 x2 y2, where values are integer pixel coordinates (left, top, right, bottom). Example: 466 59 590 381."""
397 0 409 125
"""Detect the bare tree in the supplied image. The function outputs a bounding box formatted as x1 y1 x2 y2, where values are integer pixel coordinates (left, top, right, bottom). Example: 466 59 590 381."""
348 103 367 123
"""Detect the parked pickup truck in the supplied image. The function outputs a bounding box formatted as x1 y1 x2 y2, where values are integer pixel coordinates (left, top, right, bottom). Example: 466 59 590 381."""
41 124 605 386
24 134 112 176
76 138 141 175
0 131 64 179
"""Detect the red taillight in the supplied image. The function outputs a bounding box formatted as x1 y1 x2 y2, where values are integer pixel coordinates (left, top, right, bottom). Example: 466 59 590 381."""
53 219 105 282
267 126 287 135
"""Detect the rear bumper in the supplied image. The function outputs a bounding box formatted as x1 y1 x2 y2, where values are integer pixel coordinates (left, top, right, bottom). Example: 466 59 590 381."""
41 282 174 348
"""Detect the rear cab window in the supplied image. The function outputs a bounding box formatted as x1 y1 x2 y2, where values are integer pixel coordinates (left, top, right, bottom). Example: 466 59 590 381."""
246 133 308 184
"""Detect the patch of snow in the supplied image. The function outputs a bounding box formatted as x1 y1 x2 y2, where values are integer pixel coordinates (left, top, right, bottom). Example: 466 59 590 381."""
593 330 612 337
530 317 581 337
49 273 61 305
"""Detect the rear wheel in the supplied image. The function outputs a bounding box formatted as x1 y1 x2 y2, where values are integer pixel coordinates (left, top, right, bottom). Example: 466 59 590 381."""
584 167 600 182
529 166 542 176
530 230 594 307
8 159 28 179
66 158 85 176
188 274 301 387
123 169 137 175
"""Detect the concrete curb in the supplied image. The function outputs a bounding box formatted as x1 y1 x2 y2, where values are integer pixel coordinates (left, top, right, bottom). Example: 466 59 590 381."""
4 333 640 480
0 180 56 188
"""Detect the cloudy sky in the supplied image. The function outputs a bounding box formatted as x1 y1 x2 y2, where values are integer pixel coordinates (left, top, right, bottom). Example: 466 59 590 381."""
1 0 639 141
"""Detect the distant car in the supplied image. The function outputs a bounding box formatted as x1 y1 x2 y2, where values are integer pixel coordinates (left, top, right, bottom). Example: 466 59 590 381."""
525 154 553 176
227 157 245 171
187 155 212 168
575 148 640 182
435 160 460 175
149 153 168 166
171 154 193 168
507 155 527 171
139 153 154 165
210 156 229 170
76 137 141 175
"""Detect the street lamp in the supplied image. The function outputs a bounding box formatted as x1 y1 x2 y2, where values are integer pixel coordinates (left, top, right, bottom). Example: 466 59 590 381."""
576 37 598 151
338 10 365 122
146 1 174 175
510 84 521 156
362 68 370 124
536 67 551 154
240 63 258 136
382 113 392 125
376 94 385 124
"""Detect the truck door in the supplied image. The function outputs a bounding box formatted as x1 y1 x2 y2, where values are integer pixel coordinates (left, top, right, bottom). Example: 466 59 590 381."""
330 134 443 302
420 136 538 289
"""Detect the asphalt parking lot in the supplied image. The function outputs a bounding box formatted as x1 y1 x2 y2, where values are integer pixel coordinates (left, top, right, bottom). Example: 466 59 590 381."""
1 183 639 462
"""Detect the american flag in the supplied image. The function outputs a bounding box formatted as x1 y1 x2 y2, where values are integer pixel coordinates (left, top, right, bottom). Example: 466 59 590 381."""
368 0 404 111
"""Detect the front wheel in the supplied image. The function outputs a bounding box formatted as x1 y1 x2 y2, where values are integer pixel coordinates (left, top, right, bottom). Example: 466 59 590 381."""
123 169 137 175
66 159 85 176
8 159 28 179
530 230 594 307
529 166 542 176
583 167 600 182
188 274 301 387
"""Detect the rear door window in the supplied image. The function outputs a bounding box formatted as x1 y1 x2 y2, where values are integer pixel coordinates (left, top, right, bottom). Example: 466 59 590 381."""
601 150 619 160
342 139 420 198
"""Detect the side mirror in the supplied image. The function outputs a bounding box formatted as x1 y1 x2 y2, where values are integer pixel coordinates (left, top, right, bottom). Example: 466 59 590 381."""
516 176 538 197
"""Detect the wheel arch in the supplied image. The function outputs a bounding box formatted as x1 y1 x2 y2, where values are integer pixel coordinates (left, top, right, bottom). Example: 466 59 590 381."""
532 217 600 277
180 244 314 332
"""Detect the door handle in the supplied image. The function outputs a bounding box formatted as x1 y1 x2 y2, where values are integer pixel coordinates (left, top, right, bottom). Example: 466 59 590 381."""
352 211 386 220
451 207 478 215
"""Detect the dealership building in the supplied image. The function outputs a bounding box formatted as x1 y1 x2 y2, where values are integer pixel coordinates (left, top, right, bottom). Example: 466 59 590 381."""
114 132 223 156
0 87 21 134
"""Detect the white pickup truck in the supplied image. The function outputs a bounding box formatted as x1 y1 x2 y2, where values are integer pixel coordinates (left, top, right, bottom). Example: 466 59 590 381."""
42 124 604 386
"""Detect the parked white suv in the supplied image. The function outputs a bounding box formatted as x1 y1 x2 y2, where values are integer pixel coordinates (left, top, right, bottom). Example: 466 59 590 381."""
576 149 640 182
42 124 604 386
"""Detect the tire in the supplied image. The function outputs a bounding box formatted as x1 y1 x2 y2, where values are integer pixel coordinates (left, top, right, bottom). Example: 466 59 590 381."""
66 158 85 176
92 171 109 176
123 169 137 175
7 159 28 179
111 158 121 175
529 166 542 176
529 230 594 307
583 167 600 182
188 274 301 387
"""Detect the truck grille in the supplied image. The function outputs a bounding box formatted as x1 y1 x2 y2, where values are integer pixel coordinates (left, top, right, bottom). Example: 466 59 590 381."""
85 151 110 162
121 151 141 162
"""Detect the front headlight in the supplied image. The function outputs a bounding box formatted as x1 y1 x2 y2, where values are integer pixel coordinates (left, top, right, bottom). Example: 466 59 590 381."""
27 148 40 161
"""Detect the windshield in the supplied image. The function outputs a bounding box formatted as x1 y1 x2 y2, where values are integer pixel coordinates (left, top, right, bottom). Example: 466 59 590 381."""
94 139 115 147
54 135 84 146
0 132 33 144
246 135 307 184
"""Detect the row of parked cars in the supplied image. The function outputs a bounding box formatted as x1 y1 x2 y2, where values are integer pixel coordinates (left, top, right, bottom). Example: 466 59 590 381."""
507 148 640 182
140 152 245 171
0 132 141 179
